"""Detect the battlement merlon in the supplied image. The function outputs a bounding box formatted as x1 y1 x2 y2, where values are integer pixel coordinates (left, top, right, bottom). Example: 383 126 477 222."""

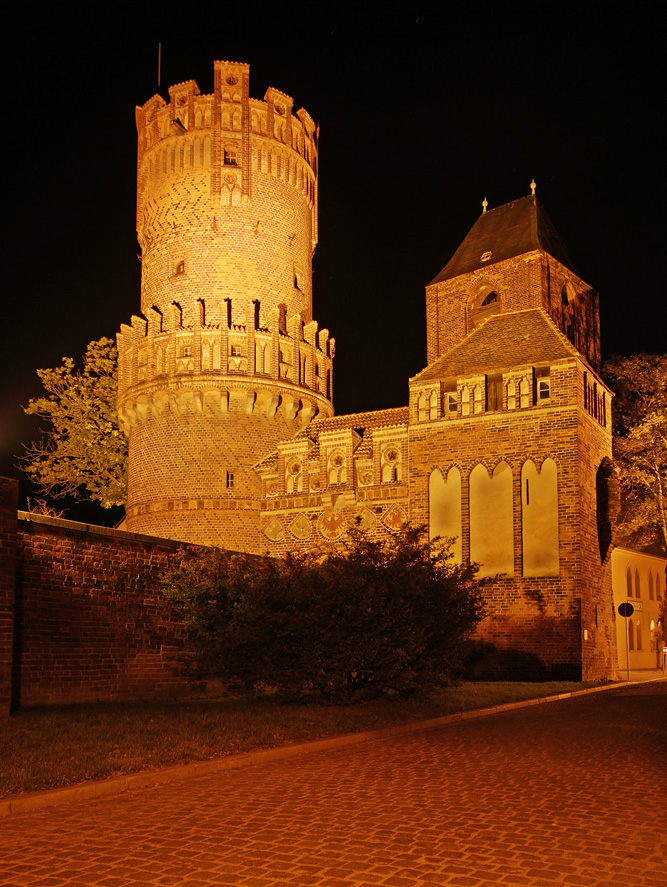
117 299 335 403
118 301 335 351
135 63 318 171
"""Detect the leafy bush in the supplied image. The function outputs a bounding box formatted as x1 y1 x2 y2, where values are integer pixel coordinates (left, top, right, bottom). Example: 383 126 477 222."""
165 527 485 702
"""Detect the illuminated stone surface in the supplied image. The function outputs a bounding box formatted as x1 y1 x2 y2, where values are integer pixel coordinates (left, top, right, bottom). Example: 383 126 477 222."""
1 683 665 885
118 62 618 679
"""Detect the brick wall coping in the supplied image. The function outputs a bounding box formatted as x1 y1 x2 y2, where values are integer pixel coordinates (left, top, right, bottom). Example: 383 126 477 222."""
16 511 186 549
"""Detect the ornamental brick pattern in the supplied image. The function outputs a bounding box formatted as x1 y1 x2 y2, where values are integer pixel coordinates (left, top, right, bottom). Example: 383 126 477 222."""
119 61 333 552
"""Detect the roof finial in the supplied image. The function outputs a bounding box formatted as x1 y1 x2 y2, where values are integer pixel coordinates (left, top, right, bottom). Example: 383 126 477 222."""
530 178 536 196
482 196 488 214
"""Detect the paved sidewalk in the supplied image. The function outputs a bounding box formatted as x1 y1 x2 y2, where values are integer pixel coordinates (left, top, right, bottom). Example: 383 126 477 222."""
1 681 665 887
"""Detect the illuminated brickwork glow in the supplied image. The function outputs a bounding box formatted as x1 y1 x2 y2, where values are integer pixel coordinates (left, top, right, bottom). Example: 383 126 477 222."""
117 62 618 679
118 62 333 552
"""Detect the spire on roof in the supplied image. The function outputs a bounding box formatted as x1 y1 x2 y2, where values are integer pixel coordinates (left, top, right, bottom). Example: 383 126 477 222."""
482 196 488 214
429 193 576 284
530 178 536 196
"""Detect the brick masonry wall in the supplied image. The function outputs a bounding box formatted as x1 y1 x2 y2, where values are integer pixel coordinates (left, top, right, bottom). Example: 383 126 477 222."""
577 409 618 680
11 511 208 709
0 478 18 715
120 62 331 552
407 359 614 680
426 253 600 371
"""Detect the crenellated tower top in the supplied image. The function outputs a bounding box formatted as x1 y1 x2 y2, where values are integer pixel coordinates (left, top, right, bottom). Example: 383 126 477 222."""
118 62 332 551
134 60 319 324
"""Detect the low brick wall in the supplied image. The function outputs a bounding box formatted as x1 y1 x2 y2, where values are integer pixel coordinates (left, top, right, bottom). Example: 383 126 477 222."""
1 477 212 713
0 479 18 714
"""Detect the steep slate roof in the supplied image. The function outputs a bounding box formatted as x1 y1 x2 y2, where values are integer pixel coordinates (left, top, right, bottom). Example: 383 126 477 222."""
430 195 576 284
411 309 580 382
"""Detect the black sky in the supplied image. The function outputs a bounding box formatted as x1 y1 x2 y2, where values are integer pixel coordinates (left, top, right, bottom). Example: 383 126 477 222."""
2 7 663 517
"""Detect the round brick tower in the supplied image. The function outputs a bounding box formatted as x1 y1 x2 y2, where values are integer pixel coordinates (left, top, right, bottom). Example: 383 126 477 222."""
117 61 334 551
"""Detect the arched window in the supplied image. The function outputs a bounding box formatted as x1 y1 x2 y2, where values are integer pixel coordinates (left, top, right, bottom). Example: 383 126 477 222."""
278 304 288 334
470 462 514 577
381 446 402 483
473 385 483 414
628 619 634 651
634 569 641 598
429 467 462 564
596 459 614 563
648 573 654 600
561 283 577 345
471 288 501 328
626 567 633 597
656 572 663 600
286 459 303 494
461 386 471 417
636 620 642 651
418 391 428 422
521 459 559 577
520 377 530 409
202 339 212 371
328 451 346 485
429 389 439 420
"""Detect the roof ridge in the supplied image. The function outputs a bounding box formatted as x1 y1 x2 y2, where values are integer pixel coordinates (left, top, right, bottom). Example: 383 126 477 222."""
429 194 575 285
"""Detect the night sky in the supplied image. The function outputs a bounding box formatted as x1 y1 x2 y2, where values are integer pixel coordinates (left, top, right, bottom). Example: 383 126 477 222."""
2 7 662 520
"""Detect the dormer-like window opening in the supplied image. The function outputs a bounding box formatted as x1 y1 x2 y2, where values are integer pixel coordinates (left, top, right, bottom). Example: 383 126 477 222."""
175 260 185 276
443 379 457 417
534 366 551 403
223 149 238 166
486 374 503 412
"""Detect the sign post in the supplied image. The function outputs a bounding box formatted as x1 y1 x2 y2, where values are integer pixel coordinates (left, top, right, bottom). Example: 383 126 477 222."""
618 602 634 682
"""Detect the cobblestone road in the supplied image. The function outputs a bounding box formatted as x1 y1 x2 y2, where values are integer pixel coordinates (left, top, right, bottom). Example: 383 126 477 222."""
1 682 665 887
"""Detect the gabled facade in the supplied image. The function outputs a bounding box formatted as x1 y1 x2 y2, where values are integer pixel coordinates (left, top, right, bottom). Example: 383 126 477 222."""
254 198 616 681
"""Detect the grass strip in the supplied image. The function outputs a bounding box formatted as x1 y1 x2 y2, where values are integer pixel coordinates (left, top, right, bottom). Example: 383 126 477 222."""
1 681 593 798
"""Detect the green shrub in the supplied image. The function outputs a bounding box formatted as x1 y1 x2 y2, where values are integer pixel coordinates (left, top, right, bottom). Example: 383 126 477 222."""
165 527 485 701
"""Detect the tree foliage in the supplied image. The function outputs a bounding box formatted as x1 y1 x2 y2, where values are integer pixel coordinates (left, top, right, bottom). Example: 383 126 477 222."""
604 353 667 553
165 527 486 701
22 338 127 508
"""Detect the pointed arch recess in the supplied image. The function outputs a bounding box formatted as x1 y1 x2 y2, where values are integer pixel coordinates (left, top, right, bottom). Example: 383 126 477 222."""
470 462 514 577
521 458 559 577
429 467 462 564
